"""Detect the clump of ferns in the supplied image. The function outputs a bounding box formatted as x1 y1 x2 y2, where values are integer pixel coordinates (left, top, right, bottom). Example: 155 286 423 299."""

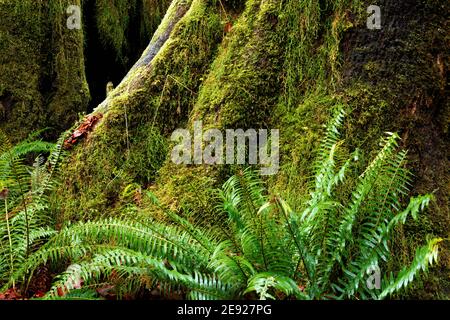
7 109 442 300
0 130 66 291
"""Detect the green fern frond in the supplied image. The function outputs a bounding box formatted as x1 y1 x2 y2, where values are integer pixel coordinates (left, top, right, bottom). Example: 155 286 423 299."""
378 237 441 299
9 107 441 301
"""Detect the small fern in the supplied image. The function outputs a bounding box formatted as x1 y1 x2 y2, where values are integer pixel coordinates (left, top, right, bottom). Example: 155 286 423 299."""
0 130 66 291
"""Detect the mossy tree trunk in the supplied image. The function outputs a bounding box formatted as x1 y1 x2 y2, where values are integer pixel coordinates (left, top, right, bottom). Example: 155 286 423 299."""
4 0 448 297
0 0 171 141
0 0 89 141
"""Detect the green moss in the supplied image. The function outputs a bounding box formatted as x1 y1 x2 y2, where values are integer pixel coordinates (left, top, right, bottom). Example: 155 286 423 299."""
94 0 171 64
149 0 192 44
125 126 168 185
46 0 90 132
0 0 173 142
141 0 173 39
0 0 89 142
316 0 449 298
56 0 225 221
262 0 361 204
95 0 135 59
152 0 289 219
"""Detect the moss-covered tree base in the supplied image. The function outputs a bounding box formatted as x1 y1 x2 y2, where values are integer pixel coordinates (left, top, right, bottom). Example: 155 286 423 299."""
31 0 449 298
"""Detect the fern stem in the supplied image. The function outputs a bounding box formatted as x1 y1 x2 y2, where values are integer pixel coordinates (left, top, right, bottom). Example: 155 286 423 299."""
9 153 30 258
217 227 250 282
373 151 407 232
276 198 311 281
4 198 15 289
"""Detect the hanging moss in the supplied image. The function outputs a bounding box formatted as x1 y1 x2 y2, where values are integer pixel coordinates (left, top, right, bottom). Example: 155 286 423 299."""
95 0 135 60
94 0 172 64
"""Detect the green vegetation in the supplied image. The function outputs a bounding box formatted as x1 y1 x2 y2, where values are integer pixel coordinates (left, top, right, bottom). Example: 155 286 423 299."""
1 112 442 300
0 130 65 290
95 0 172 63
0 0 447 301
0 0 89 141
